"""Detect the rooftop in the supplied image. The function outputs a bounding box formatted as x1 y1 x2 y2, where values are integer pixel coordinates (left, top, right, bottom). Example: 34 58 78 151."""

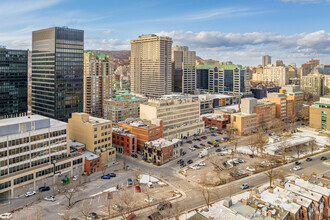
197 64 243 70
214 104 240 113
231 200 281 220
201 113 229 121
272 186 312 208
118 118 160 129
112 127 136 137
264 136 314 152
145 138 181 148
69 139 85 150
0 114 66 127
289 176 330 197
83 150 100 161
284 182 322 202
74 113 111 125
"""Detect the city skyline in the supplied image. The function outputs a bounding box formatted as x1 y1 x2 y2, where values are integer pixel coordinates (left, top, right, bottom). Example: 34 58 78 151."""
1 0 330 66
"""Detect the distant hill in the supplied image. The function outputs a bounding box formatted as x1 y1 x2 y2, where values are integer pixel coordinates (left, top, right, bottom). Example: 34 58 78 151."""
85 50 130 60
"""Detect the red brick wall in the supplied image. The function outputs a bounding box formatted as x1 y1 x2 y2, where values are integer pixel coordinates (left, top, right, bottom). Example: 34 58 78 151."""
85 157 101 175
202 116 230 129
112 132 137 155
161 144 173 163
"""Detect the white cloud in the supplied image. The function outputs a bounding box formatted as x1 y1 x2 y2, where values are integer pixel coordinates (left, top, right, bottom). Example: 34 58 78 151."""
85 38 130 51
102 30 112 36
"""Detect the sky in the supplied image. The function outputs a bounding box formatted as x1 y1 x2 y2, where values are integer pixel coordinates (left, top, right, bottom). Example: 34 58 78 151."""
1 0 330 66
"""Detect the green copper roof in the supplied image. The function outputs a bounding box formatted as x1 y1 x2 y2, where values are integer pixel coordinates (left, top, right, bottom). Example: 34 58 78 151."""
84 52 109 59
197 64 243 70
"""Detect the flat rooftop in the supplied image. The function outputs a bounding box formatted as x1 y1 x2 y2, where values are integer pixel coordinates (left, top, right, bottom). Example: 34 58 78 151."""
145 138 181 148
118 118 160 129
0 114 66 127
264 136 314 152
69 139 85 149
214 104 240 113
201 113 229 121
83 150 100 161
284 182 322 202
289 176 330 197
112 127 136 137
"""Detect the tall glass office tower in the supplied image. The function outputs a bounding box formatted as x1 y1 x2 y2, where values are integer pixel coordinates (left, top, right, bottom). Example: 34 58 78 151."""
0 47 28 118
32 27 84 121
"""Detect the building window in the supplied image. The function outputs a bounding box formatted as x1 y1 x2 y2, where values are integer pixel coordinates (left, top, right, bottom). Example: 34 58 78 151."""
94 128 97 132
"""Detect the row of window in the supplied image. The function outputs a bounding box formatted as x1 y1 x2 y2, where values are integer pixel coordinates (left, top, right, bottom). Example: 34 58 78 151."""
36 168 53 178
93 137 111 145
14 174 33 185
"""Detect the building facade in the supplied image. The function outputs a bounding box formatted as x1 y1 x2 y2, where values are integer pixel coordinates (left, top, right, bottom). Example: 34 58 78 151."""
0 115 84 200
196 68 209 90
83 52 113 117
309 97 330 131
140 97 205 138
117 118 163 151
103 92 148 124
112 127 137 156
201 113 230 129
31 27 84 122
144 138 182 165
0 48 28 118
199 65 250 96
262 55 271 67
300 70 324 97
262 66 288 87
130 34 172 97
68 113 116 165
172 46 196 94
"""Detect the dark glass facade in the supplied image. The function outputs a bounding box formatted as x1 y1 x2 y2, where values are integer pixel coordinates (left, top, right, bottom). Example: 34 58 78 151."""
32 27 84 122
196 69 209 90
0 48 28 117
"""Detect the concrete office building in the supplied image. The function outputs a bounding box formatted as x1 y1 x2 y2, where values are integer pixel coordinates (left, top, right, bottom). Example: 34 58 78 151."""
300 70 325 97
68 113 116 165
130 34 172 97
262 55 271 67
0 115 84 200
140 97 205 138
0 47 28 118
172 46 196 94
309 97 330 131
262 66 288 87
83 52 113 117
31 27 84 122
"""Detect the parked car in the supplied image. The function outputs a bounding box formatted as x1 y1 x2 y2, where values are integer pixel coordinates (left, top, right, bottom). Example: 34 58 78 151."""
216 149 222 152
320 156 328 161
72 175 78 181
186 141 192 144
293 166 302 171
240 183 249 189
218 132 223 135
249 154 255 158
25 191 36 197
201 136 207 139
197 138 201 141
190 165 201 170
237 159 244 163
101 175 111 179
194 145 200 149
127 178 133 186
246 166 255 172
108 173 116 177
180 163 186 167
182 151 186 156
200 143 205 147
126 213 136 220
113 204 125 211
135 186 141 192
0 213 12 219
39 186 50 192
131 154 138 158
199 161 206 166
214 144 219 148
306 158 312 162
207 141 213 145
295 161 301 165
187 160 193 164
147 212 161 220
211 133 217 136
177 159 184 164
189 146 196 151
44 195 56 202
88 212 99 219
157 201 172 211
215 139 221 143
144 197 155 203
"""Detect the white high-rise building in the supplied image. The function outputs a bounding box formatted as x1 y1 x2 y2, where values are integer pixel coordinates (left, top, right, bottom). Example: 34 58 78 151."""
263 66 288 87
262 55 271 67
131 34 172 97
172 46 196 94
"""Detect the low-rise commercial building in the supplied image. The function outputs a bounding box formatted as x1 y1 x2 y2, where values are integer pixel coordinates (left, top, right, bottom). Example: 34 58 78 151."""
230 98 275 135
112 127 137 156
103 92 148 124
0 115 84 200
201 113 230 129
144 138 182 165
140 97 205 138
68 113 116 165
309 97 330 131
117 118 163 151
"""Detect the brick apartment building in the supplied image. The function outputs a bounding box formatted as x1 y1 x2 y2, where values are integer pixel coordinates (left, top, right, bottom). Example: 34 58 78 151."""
144 138 182 165
201 113 230 129
117 118 163 151
112 127 137 156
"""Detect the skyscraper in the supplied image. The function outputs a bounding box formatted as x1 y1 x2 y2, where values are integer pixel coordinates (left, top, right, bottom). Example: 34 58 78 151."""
131 34 172 97
262 55 271 67
172 46 196 94
0 47 28 118
31 27 84 122
83 52 113 117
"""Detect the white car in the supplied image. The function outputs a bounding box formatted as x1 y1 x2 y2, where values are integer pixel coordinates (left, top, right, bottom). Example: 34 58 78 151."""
73 175 78 181
44 196 56 202
0 213 12 219
293 166 302 171
246 166 256 172
24 191 36 197
189 147 196 151
144 197 155 203
190 165 201 170
199 161 206 166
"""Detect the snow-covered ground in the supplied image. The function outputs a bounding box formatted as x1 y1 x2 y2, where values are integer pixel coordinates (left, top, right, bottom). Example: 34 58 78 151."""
293 128 329 146
139 174 159 184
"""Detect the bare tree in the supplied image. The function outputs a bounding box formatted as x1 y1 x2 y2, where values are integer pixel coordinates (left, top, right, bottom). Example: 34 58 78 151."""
255 129 268 154
226 129 234 140
295 144 302 159
106 193 113 218
60 184 78 208
61 210 71 220
207 154 224 185
133 167 141 184
278 142 287 163
79 199 94 220
116 188 137 220
247 135 258 157
310 140 316 155
199 171 214 208
264 157 279 188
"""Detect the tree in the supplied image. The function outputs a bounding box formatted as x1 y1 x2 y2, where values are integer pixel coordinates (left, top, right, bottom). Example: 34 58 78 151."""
295 144 302 159
116 188 137 220
247 135 258 156
106 192 113 218
310 140 316 155
79 199 94 220
255 129 268 154
199 172 214 208
60 184 78 208
264 164 279 188
207 154 224 185
133 167 141 183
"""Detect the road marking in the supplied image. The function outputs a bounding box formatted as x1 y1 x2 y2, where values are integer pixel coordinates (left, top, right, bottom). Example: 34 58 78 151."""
278 169 293 175
58 213 64 216
90 192 102 197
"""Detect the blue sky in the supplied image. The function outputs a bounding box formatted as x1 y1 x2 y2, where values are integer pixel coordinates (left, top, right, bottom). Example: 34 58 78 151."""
1 0 330 66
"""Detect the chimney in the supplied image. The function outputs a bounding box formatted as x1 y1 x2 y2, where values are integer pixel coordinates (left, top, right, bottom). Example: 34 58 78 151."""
293 199 297 203
268 211 272 216
242 199 248 205
290 180 295 184
256 194 261 199
324 184 328 188
268 189 273 193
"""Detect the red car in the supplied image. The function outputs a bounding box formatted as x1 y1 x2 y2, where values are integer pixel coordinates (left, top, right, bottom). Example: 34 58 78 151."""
135 186 141 192
218 132 223 135
201 136 207 139
127 213 136 220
